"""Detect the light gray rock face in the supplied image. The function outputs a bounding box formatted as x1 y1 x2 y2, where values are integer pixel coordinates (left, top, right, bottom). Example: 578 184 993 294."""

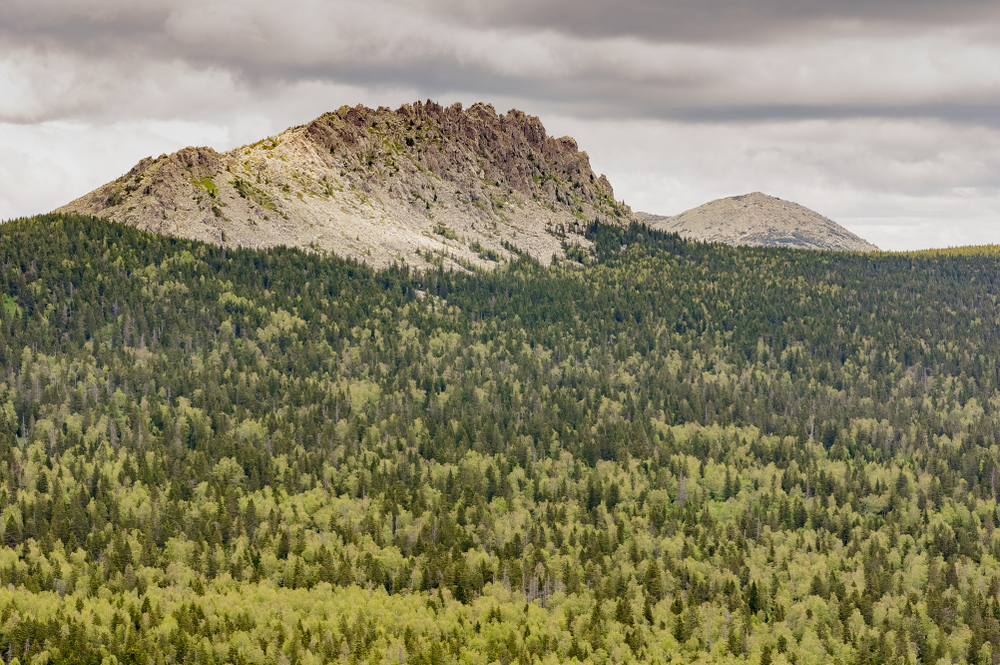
639 192 878 252
57 101 637 270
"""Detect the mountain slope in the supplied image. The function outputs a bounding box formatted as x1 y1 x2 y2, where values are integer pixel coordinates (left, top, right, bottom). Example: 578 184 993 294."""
56 101 635 269
639 192 878 251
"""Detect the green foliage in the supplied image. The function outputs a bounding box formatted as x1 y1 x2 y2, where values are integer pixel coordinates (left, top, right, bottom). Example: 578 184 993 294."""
561 241 589 264
232 178 278 212
191 176 218 197
469 241 501 263
0 294 18 319
433 222 458 240
1 213 1000 664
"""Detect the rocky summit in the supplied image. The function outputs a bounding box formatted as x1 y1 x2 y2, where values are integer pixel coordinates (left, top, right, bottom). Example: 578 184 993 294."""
639 192 878 252
56 101 637 270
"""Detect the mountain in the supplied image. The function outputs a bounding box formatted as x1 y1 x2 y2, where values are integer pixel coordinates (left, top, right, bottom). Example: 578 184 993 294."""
638 191 878 251
56 101 636 269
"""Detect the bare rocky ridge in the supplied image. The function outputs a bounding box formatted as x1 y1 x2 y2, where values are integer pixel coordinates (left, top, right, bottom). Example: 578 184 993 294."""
57 101 637 270
639 192 878 252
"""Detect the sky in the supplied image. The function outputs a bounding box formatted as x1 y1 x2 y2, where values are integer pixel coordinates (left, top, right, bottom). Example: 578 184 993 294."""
3 0 1000 250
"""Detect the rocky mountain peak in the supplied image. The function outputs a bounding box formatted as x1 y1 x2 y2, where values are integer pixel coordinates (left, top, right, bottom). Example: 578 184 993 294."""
58 101 635 269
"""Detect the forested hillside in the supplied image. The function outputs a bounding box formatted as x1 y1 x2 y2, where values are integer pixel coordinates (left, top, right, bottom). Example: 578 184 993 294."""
1 214 1000 665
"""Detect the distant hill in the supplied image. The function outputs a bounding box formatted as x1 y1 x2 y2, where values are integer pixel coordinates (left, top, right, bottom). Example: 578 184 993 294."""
639 192 878 251
56 101 637 270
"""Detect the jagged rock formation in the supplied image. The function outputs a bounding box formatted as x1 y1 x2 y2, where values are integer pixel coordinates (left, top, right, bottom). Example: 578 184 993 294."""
639 192 878 252
57 101 636 269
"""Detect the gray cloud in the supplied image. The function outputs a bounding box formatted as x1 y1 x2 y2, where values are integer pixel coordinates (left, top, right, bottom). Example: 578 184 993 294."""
425 0 1000 42
2 0 1000 248
14 0 990 50
5 0 1000 124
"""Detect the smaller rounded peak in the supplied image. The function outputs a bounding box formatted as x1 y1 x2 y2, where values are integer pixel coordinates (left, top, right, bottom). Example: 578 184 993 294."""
650 191 878 251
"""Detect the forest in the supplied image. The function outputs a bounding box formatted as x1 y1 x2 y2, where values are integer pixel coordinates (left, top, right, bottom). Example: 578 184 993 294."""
0 213 1000 665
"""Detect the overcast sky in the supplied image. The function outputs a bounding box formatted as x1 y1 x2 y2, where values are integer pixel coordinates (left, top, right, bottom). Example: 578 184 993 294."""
3 0 1000 250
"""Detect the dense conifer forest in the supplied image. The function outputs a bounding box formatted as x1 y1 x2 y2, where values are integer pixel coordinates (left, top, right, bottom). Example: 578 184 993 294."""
2 213 1000 665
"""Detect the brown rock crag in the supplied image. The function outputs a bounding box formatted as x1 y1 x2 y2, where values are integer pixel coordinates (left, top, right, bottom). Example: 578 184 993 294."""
57 101 636 269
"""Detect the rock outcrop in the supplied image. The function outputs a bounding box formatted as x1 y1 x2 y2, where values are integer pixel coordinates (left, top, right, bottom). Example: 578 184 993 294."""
57 101 637 269
639 192 878 252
